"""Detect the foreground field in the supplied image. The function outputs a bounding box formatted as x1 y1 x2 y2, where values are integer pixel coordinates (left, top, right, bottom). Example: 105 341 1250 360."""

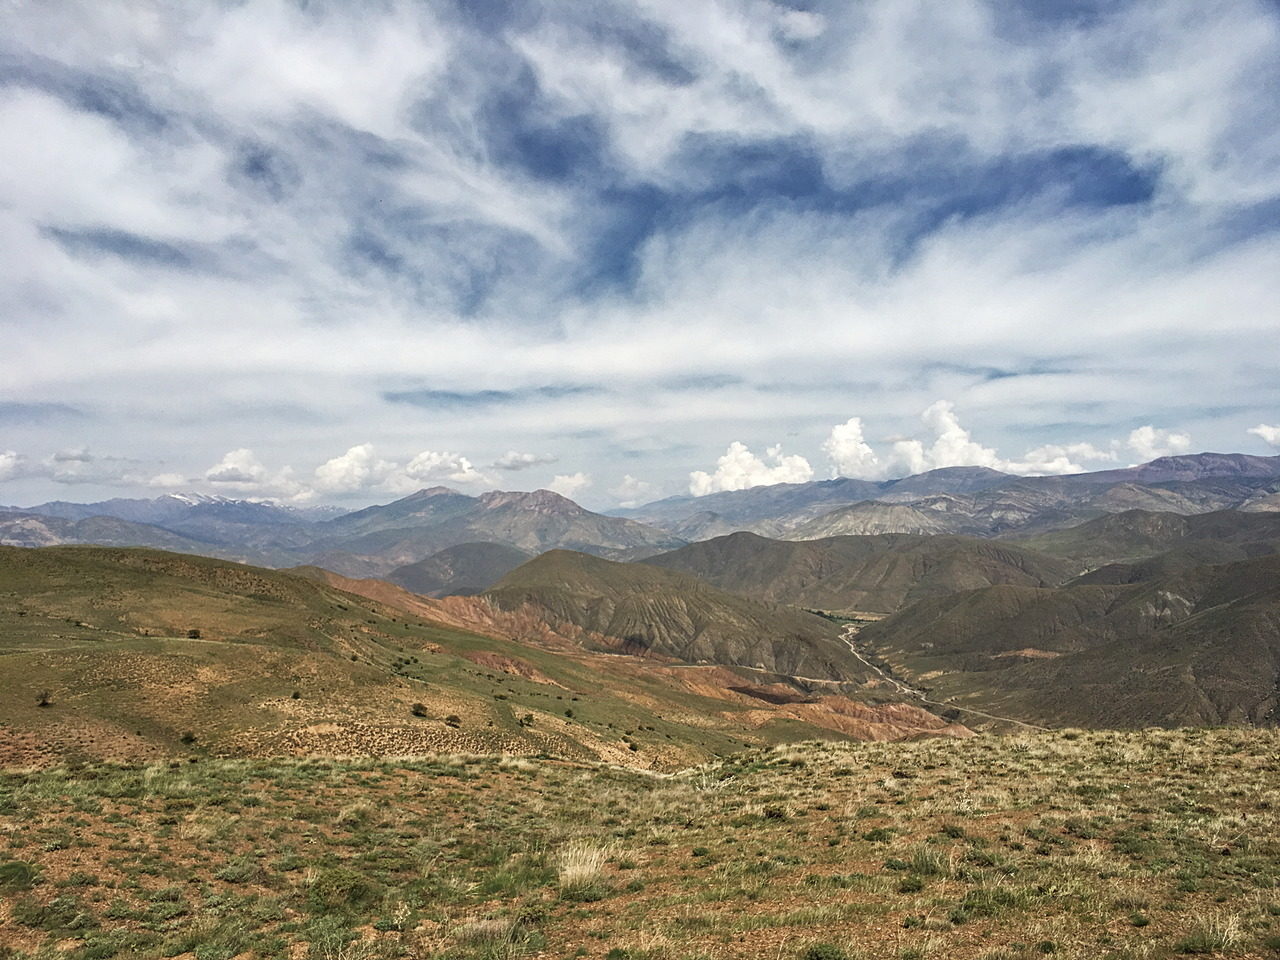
1 729 1277 960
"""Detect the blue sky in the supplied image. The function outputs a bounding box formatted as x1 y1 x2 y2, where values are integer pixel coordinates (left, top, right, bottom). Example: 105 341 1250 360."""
1 0 1278 508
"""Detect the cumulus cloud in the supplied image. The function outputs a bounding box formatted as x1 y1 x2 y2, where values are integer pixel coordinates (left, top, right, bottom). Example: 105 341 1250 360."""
547 472 592 499
396 450 491 488
1127 425 1193 461
0 451 26 482
690 442 813 496
312 444 396 495
611 474 655 508
205 448 268 484
1247 424 1280 449
491 451 558 471
203 448 310 500
826 403 1125 479
823 417 882 480
1001 443 1118 476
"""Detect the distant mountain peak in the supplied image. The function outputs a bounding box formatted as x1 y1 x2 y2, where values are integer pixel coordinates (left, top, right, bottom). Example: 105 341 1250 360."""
478 488 580 513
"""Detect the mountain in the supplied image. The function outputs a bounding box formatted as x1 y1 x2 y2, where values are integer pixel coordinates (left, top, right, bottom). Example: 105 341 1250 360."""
856 554 1280 727
485 550 865 680
309 488 684 576
614 467 1010 537
19 492 339 526
1020 509 1280 568
1067 452 1280 485
784 501 952 538
6 487 684 577
385 542 533 596
641 531 1074 613
0 545 964 768
619 454 1280 543
0 511 216 553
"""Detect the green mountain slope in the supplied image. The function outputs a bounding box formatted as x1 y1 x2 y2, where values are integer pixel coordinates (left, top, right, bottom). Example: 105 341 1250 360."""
386 542 534 596
1019 509 1280 567
856 554 1280 727
641 531 1075 613
486 550 865 680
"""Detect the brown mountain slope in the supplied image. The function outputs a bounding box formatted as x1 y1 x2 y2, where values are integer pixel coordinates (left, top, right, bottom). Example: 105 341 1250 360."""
856 554 1280 728
641 531 1075 613
485 550 865 680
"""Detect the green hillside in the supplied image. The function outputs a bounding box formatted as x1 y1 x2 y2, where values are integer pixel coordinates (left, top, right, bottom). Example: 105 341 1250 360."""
487 550 864 680
642 531 1075 613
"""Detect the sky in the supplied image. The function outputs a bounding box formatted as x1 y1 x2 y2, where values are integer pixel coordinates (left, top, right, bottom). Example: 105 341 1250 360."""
1 0 1279 511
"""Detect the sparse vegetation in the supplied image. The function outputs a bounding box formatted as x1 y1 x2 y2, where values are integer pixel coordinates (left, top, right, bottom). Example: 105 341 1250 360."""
0 729 1274 959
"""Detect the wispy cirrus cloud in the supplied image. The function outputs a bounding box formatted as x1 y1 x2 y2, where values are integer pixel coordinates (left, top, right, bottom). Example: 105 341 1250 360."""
0 0 1277 507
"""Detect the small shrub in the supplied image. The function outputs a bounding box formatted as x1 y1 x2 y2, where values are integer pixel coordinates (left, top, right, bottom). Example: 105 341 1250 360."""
800 943 848 960
307 867 381 913
410 702 428 718
557 840 612 901
0 860 40 892
1175 915 1244 954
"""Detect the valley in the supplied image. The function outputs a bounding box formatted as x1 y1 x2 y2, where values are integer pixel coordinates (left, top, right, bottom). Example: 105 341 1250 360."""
3 453 1280 960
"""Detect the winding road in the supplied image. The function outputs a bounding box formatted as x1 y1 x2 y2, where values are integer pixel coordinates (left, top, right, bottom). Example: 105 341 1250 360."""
840 625 1050 732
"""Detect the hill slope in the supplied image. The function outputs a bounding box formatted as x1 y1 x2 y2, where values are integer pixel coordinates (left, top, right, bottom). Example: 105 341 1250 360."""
0 545 961 768
856 554 1280 727
385 542 533 596
1020 508 1280 567
486 550 864 680
641 531 1075 613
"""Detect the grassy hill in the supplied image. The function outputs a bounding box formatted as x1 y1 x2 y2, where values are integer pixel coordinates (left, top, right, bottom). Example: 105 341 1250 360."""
486 550 864 680
385 542 533 596
0 545 964 770
856 553 1280 727
0 729 1276 960
641 531 1075 614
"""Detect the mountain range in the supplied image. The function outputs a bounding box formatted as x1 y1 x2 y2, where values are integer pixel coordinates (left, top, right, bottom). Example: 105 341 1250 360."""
613 454 1280 541
6 451 1280 740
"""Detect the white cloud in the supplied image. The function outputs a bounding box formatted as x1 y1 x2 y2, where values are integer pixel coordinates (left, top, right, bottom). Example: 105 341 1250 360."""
312 443 395 495
205 448 268 484
547 472 592 499
1127 425 1193 462
1 1 1278 503
828 404 1124 479
147 472 188 488
690 442 813 496
0 451 26 482
491 450 558 471
823 417 883 479
395 450 491 488
610 474 655 508
1248 424 1280 449
884 401 1004 476
203 448 310 500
